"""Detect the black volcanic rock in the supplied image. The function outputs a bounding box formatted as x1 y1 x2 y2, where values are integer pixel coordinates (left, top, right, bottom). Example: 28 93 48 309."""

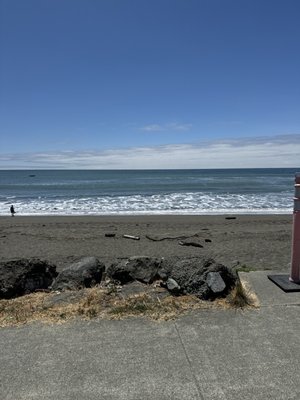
107 256 163 284
0 258 57 299
51 257 105 291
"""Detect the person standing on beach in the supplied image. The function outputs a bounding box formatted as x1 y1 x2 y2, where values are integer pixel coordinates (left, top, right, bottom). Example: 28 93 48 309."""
10 205 15 217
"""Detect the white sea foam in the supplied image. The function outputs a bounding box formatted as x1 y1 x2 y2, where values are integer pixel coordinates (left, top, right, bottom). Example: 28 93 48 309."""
0 192 292 216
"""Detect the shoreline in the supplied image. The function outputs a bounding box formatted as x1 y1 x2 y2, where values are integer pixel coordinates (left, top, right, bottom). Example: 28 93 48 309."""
0 212 292 218
0 211 292 217
0 214 292 273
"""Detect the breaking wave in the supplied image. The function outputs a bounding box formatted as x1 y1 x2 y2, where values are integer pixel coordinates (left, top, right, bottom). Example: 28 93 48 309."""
0 191 292 215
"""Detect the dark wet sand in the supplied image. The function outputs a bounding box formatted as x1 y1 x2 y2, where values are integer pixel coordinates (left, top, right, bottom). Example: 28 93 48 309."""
0 215 292 272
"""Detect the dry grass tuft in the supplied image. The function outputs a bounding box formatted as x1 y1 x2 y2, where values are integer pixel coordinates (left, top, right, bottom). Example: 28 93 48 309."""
0 280 256 327
226 279 257 308
0 289 213 327
108 293 213 320
0 288 109 327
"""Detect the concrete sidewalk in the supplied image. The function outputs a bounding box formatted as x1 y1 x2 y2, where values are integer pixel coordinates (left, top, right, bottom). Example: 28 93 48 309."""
239 270 300 307
1 272 300 400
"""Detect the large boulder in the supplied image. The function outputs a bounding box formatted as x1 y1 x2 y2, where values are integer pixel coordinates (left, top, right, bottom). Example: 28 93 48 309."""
0 258 57 299
51 257 105 291
107 256 163 284
163 257 236 300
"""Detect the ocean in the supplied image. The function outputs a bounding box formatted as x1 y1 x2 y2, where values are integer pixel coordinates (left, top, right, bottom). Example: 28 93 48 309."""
0 168 298 216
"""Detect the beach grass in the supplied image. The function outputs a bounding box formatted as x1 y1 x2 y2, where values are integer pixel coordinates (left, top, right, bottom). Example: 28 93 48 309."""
226 279 253 308
0 281 256 327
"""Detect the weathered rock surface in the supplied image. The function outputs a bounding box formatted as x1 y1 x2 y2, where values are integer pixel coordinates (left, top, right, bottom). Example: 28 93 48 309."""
119 280 169 300
0 255 236 302
107 256 235 300
0 258 57 299
166 278 181 294
107 256 163 284
162 257 236 300
51 257 105 291
206 272 226 294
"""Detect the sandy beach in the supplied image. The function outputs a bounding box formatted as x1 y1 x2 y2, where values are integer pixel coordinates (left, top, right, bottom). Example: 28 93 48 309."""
0 214 293 273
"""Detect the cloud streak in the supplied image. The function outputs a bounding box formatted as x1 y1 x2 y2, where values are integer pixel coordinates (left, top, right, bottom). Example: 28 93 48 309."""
0 134 299 169
141 122 193 132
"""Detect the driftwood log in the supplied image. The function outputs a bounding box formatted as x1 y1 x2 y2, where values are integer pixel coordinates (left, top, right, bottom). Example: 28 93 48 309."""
145 233 200 242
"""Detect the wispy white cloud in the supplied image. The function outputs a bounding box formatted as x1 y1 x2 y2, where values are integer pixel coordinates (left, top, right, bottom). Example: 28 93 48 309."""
141 124 162 132
0 134 299 169
141 122 193 132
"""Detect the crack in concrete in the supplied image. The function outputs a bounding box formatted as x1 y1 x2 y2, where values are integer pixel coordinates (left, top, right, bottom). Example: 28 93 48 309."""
174 322 205 400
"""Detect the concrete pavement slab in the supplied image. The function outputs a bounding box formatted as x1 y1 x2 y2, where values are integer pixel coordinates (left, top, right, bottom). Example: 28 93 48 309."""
0 319 200 400
239 270 300 306
175 307 300 400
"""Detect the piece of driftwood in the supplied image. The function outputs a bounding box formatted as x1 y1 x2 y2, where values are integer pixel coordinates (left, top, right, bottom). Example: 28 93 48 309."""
123 234 140 240
178 241 203 248
145 233 199 242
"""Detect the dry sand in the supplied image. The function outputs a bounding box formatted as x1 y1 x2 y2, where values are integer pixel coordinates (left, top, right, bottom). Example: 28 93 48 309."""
0 214 293 273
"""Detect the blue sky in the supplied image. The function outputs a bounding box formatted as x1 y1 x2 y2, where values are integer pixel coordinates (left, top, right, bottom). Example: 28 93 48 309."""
0 0 300 168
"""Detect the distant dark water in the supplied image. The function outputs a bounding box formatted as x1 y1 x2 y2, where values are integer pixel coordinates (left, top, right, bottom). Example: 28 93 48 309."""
0 168 298 215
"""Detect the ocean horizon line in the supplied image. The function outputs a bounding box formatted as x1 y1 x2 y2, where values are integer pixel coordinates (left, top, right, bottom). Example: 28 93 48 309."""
1 167 300 171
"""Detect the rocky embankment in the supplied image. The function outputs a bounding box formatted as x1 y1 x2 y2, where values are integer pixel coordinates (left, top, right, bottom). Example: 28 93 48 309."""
0 256 236 301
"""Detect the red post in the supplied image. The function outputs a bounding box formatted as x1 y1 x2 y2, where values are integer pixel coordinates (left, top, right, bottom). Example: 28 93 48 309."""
290 173 300 283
